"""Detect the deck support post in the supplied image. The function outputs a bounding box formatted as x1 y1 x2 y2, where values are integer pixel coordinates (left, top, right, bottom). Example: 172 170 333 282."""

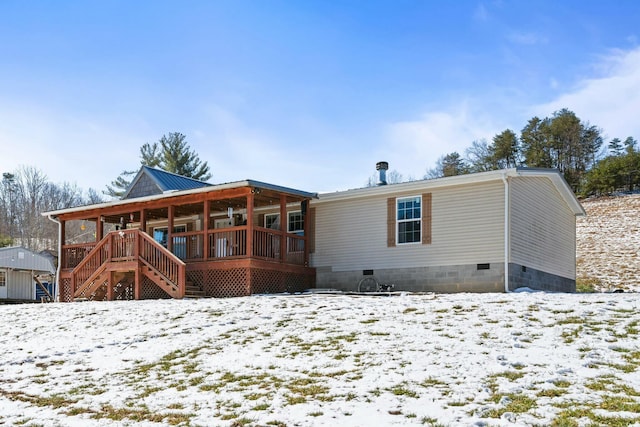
107 271 114 301
280 194 287 263
134 264 141 300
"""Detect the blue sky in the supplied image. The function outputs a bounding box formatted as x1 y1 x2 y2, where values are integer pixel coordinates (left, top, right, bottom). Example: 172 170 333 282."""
1 1 639 195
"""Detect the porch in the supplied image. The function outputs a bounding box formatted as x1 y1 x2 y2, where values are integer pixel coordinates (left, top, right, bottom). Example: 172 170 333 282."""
53 181 316 301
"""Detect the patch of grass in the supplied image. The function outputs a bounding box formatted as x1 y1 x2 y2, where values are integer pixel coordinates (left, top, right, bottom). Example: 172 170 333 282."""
553 379 572 388
360 318 378 324
388 383 419 398
369 331 390 336
403 307 418 314
537 388 567 398
599 395 640 412
576 277 599 293
556 316 582 325
484 394 536 418
492 370 526 381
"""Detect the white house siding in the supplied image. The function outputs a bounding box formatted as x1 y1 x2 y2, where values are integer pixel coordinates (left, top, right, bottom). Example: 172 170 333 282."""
7 270 35 300
510 176 576 280
311 180 505 290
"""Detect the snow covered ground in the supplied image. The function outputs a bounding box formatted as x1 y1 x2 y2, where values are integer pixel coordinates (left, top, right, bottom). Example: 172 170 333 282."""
1 292 639 426
577 194 640 292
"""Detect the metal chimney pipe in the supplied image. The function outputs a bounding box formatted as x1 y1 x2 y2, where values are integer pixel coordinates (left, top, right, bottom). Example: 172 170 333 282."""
376 161 388 186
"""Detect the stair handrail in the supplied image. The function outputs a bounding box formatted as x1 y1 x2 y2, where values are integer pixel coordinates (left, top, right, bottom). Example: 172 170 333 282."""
71 233 111 295
138 230 186 298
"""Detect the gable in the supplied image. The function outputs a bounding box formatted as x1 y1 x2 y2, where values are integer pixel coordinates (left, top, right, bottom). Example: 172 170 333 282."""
125 172 163 199
122 166 211 200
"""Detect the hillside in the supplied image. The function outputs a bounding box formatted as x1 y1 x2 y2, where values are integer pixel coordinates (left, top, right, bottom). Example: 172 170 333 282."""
577 193 640 292
1 294 639 426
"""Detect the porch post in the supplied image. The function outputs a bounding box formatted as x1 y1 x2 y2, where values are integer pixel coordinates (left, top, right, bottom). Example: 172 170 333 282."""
60 220 66 268
203 200 210 260
280 194 287 263
167 205 174 253
140 209 146 234
96 216 103 241
246 193 254 258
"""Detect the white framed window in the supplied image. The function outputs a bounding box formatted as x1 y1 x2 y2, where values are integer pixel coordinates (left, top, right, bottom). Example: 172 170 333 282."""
265 213 280 229
397 196 421 244
0 271 6 287
288 211 304 235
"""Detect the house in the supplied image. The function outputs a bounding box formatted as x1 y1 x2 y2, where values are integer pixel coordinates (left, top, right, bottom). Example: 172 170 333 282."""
0 246 56 301
42 167 317 302
41 164 585 301
310 165 585 293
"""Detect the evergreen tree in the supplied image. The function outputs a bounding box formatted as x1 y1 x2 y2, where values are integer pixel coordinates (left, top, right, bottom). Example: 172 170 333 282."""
105 132 211 198
491 129 520 168
608 138 623 156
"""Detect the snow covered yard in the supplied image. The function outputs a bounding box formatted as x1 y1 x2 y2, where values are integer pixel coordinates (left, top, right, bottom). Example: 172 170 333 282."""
1 292 639 427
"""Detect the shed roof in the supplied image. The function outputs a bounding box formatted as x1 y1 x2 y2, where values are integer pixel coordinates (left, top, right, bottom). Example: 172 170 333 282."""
0 246 56 273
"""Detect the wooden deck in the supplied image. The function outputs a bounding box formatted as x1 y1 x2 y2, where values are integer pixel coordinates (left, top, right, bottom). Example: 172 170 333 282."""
59 227 314 301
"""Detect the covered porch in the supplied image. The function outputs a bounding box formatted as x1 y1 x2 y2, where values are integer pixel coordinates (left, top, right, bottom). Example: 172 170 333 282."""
49 181 316 301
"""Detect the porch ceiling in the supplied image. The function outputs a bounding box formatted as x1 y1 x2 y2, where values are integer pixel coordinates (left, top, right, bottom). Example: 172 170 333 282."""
62 187 309 224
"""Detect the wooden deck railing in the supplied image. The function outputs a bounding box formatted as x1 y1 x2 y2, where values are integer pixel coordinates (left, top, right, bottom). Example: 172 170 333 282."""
70 237 111 294
140 231 186 292
207 227 247 258
69 229 185 299
62 226 308 269
62 243 96 269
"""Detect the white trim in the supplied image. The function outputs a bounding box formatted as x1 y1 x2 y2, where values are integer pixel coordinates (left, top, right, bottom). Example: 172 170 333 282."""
288 211 304 234
502 172 510 293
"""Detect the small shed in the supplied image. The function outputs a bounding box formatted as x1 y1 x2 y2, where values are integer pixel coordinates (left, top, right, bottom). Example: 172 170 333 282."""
0 246 56 301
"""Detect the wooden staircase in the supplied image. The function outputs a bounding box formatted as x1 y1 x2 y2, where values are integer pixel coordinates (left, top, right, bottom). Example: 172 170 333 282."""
185 280 206 298
70 229 187 301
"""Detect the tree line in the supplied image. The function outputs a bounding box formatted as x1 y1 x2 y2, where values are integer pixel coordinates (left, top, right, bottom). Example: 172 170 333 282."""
425 108 638 197
0 167 103 251
0 132 211 251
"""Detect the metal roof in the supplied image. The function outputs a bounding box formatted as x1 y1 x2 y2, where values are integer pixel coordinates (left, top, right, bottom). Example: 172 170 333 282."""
41 179 317 218
122 166 212 199
0 247 55 273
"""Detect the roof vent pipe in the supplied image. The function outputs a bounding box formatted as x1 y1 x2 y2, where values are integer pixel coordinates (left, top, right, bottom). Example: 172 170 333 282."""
376 161 388 186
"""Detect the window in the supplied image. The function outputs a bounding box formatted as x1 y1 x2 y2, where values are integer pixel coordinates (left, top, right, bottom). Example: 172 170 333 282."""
397 196 421 244
0 271 5 287
265 214 280 229
153 225 186 247
288 211 304 235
